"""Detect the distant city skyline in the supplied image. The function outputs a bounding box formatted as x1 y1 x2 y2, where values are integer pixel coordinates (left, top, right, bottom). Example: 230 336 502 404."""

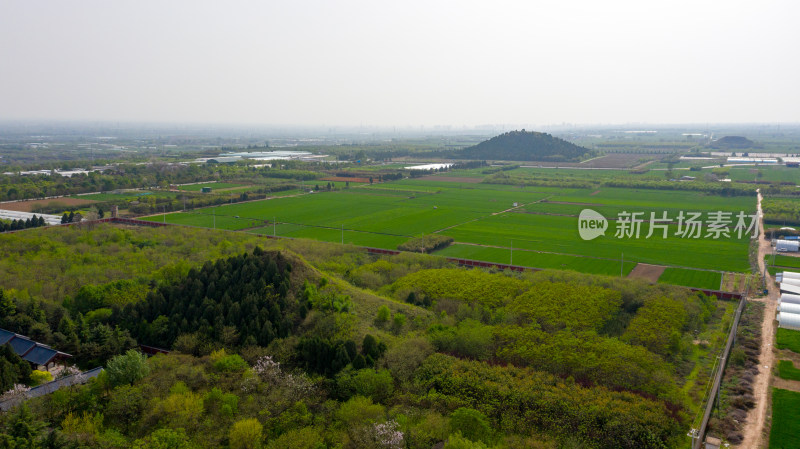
1 0 798 126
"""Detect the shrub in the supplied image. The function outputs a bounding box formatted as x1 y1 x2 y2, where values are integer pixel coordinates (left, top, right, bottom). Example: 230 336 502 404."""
376 305 391 324
106 349 149 387
29 370 53 387
132 428 193 449
335 368 394 403
449 408 492 444
265 427 325 449
392 313 407 331
230 418 263 449
213 353 249 373
444 432 488 449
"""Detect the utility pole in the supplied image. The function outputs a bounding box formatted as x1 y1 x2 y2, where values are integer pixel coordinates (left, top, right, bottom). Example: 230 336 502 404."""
510 240 513 265
621 252 624 277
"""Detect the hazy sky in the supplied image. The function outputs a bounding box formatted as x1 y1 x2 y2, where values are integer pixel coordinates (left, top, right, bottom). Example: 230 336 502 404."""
1 0 798 126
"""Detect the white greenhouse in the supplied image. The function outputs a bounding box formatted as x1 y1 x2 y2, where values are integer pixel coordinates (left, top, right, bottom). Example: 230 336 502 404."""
776 240 800 252
780 277 800 287
781 283 800 295
781 271 800 280
778 302 800 315
780 293 800 305
777 312 800 330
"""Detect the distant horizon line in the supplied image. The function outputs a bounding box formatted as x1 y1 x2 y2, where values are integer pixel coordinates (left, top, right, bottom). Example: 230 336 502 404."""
1 119 799 131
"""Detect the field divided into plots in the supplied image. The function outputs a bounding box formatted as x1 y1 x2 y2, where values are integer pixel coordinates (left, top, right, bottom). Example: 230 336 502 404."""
143 175 757 280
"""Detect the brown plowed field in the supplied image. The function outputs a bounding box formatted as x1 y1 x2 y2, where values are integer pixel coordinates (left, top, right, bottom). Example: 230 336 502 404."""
0 197 97 212
627 263 666 283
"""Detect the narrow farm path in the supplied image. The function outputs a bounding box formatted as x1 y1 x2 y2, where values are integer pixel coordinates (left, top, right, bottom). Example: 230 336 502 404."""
771 377 800 393
739 189 778 449
431 196 552 234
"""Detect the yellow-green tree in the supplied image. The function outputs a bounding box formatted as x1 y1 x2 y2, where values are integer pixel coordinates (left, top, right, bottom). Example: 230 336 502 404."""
230 418 263 449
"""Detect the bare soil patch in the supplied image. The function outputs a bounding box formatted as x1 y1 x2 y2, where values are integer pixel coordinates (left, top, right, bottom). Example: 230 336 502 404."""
589 190 601 196
772 377 800 393
416 176 484 183
627 263 666 282
0 197 97 212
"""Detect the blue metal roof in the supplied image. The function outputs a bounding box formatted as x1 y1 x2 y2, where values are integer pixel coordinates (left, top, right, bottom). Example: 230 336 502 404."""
9 337 35 356
24 346 58 366
0 328 13 345
0 328 71 366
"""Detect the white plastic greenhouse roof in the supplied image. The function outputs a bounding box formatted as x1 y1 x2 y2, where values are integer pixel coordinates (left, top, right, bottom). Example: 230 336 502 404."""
778 312 800 330
780 294 800 305
780 283 800 295
0 209 61 225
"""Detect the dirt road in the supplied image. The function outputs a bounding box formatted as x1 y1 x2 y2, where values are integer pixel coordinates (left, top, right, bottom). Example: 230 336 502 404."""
738 190 778 449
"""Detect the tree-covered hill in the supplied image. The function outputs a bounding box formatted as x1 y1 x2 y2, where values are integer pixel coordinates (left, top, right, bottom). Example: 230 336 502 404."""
459 130 598 162
0 225 737 448
708 135 756 149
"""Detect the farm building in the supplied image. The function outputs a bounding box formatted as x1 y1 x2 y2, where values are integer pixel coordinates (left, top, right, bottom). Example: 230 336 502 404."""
780 293 800 305
778 302 800 314
0 328 71 369
776 240 800 252
777 312 800 330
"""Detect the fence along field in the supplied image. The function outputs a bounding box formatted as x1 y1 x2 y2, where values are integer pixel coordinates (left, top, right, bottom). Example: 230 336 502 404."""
143 174 756 281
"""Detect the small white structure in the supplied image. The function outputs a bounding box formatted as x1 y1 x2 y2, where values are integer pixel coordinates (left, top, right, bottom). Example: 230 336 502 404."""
778 302 800 315
777 312 800 330
780 293 800 305
776 240 800 252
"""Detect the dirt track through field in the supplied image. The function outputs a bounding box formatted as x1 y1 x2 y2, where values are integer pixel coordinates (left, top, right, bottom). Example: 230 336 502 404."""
627 263 665 282
738 190 778 449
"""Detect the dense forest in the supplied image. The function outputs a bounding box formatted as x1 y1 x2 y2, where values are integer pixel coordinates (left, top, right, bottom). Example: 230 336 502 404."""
459 130 598 162
0 225 736 448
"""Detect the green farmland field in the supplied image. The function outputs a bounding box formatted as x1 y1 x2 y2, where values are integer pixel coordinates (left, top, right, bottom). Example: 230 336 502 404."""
434 244 638 276
777 360 800 381
769 388 800 449
143 175 756 275
768 254 800 270
657 267 722 290
74 191 180 202
776 328 800 353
